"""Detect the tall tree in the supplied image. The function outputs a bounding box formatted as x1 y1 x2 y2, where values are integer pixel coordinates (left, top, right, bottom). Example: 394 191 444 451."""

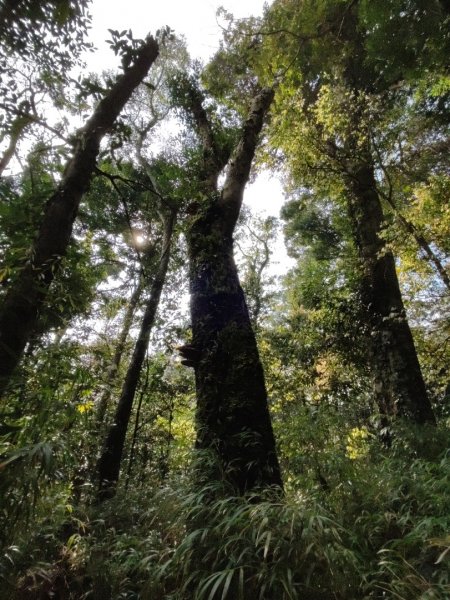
96 203 176 501
0 35 159 397
256 0 439 424
342 139 435 424
175 77 283 493
94 274 145 429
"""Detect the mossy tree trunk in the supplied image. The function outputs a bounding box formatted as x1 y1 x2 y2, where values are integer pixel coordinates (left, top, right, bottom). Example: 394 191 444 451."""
182 85 283 493
339 32 435 425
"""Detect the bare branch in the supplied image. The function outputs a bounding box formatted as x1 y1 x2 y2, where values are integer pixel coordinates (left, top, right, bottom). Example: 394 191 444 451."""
219 87 274 232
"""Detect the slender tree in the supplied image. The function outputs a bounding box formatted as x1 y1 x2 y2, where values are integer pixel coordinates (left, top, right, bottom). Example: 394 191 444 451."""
236 213 278 333
0 35 159 397
96 204 176 501
0 115 33 176
95 272 146 429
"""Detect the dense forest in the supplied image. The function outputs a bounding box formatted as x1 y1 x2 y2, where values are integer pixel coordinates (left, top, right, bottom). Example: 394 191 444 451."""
0 0 449 598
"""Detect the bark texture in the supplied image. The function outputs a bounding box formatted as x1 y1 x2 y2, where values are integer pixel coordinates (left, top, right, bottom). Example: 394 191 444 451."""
0 37 159 397
96 208 176 502
337 24 435 425
345 159 435 424
184 86 283 494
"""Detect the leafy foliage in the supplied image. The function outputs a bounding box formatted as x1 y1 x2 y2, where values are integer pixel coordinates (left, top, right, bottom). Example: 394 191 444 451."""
0 0 449 598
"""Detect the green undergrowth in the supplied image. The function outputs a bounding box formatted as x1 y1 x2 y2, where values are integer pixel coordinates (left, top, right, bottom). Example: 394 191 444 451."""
1 432 449 600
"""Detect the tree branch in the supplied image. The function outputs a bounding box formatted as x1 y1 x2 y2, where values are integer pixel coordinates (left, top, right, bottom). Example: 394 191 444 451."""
372 136 450 291
219 87 274 232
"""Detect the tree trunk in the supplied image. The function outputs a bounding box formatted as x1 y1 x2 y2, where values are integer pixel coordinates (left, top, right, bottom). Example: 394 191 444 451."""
0 36 159 398
188 220 282 493
95 275 144 428
124 368 148 490
345 159 436 424
96 208 176 502
336 27 436 424
69 274 145 504
183 86 283 494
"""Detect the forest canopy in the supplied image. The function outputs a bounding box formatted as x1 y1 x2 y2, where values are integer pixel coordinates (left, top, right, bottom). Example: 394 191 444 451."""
0 1 449 598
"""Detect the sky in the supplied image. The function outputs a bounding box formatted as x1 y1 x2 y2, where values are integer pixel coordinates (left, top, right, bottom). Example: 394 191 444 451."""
84 0 293 270
87 0 268 65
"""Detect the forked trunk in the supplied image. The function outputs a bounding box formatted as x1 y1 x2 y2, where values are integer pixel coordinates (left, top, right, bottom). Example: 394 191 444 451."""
181 85 283 493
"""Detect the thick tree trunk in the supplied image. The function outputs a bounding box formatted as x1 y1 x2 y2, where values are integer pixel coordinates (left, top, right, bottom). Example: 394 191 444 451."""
187 220 282 493
183 86 282 494
0 36 159 398
345 160 435 424
337 35 436 424
96 209 175 502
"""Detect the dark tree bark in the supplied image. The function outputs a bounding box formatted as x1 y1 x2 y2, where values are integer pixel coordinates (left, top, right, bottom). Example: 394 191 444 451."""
345 158 436 424
0 36 159 397
183 86 283 494
334 19 436 425
124 365 148 490
96 208 176 502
